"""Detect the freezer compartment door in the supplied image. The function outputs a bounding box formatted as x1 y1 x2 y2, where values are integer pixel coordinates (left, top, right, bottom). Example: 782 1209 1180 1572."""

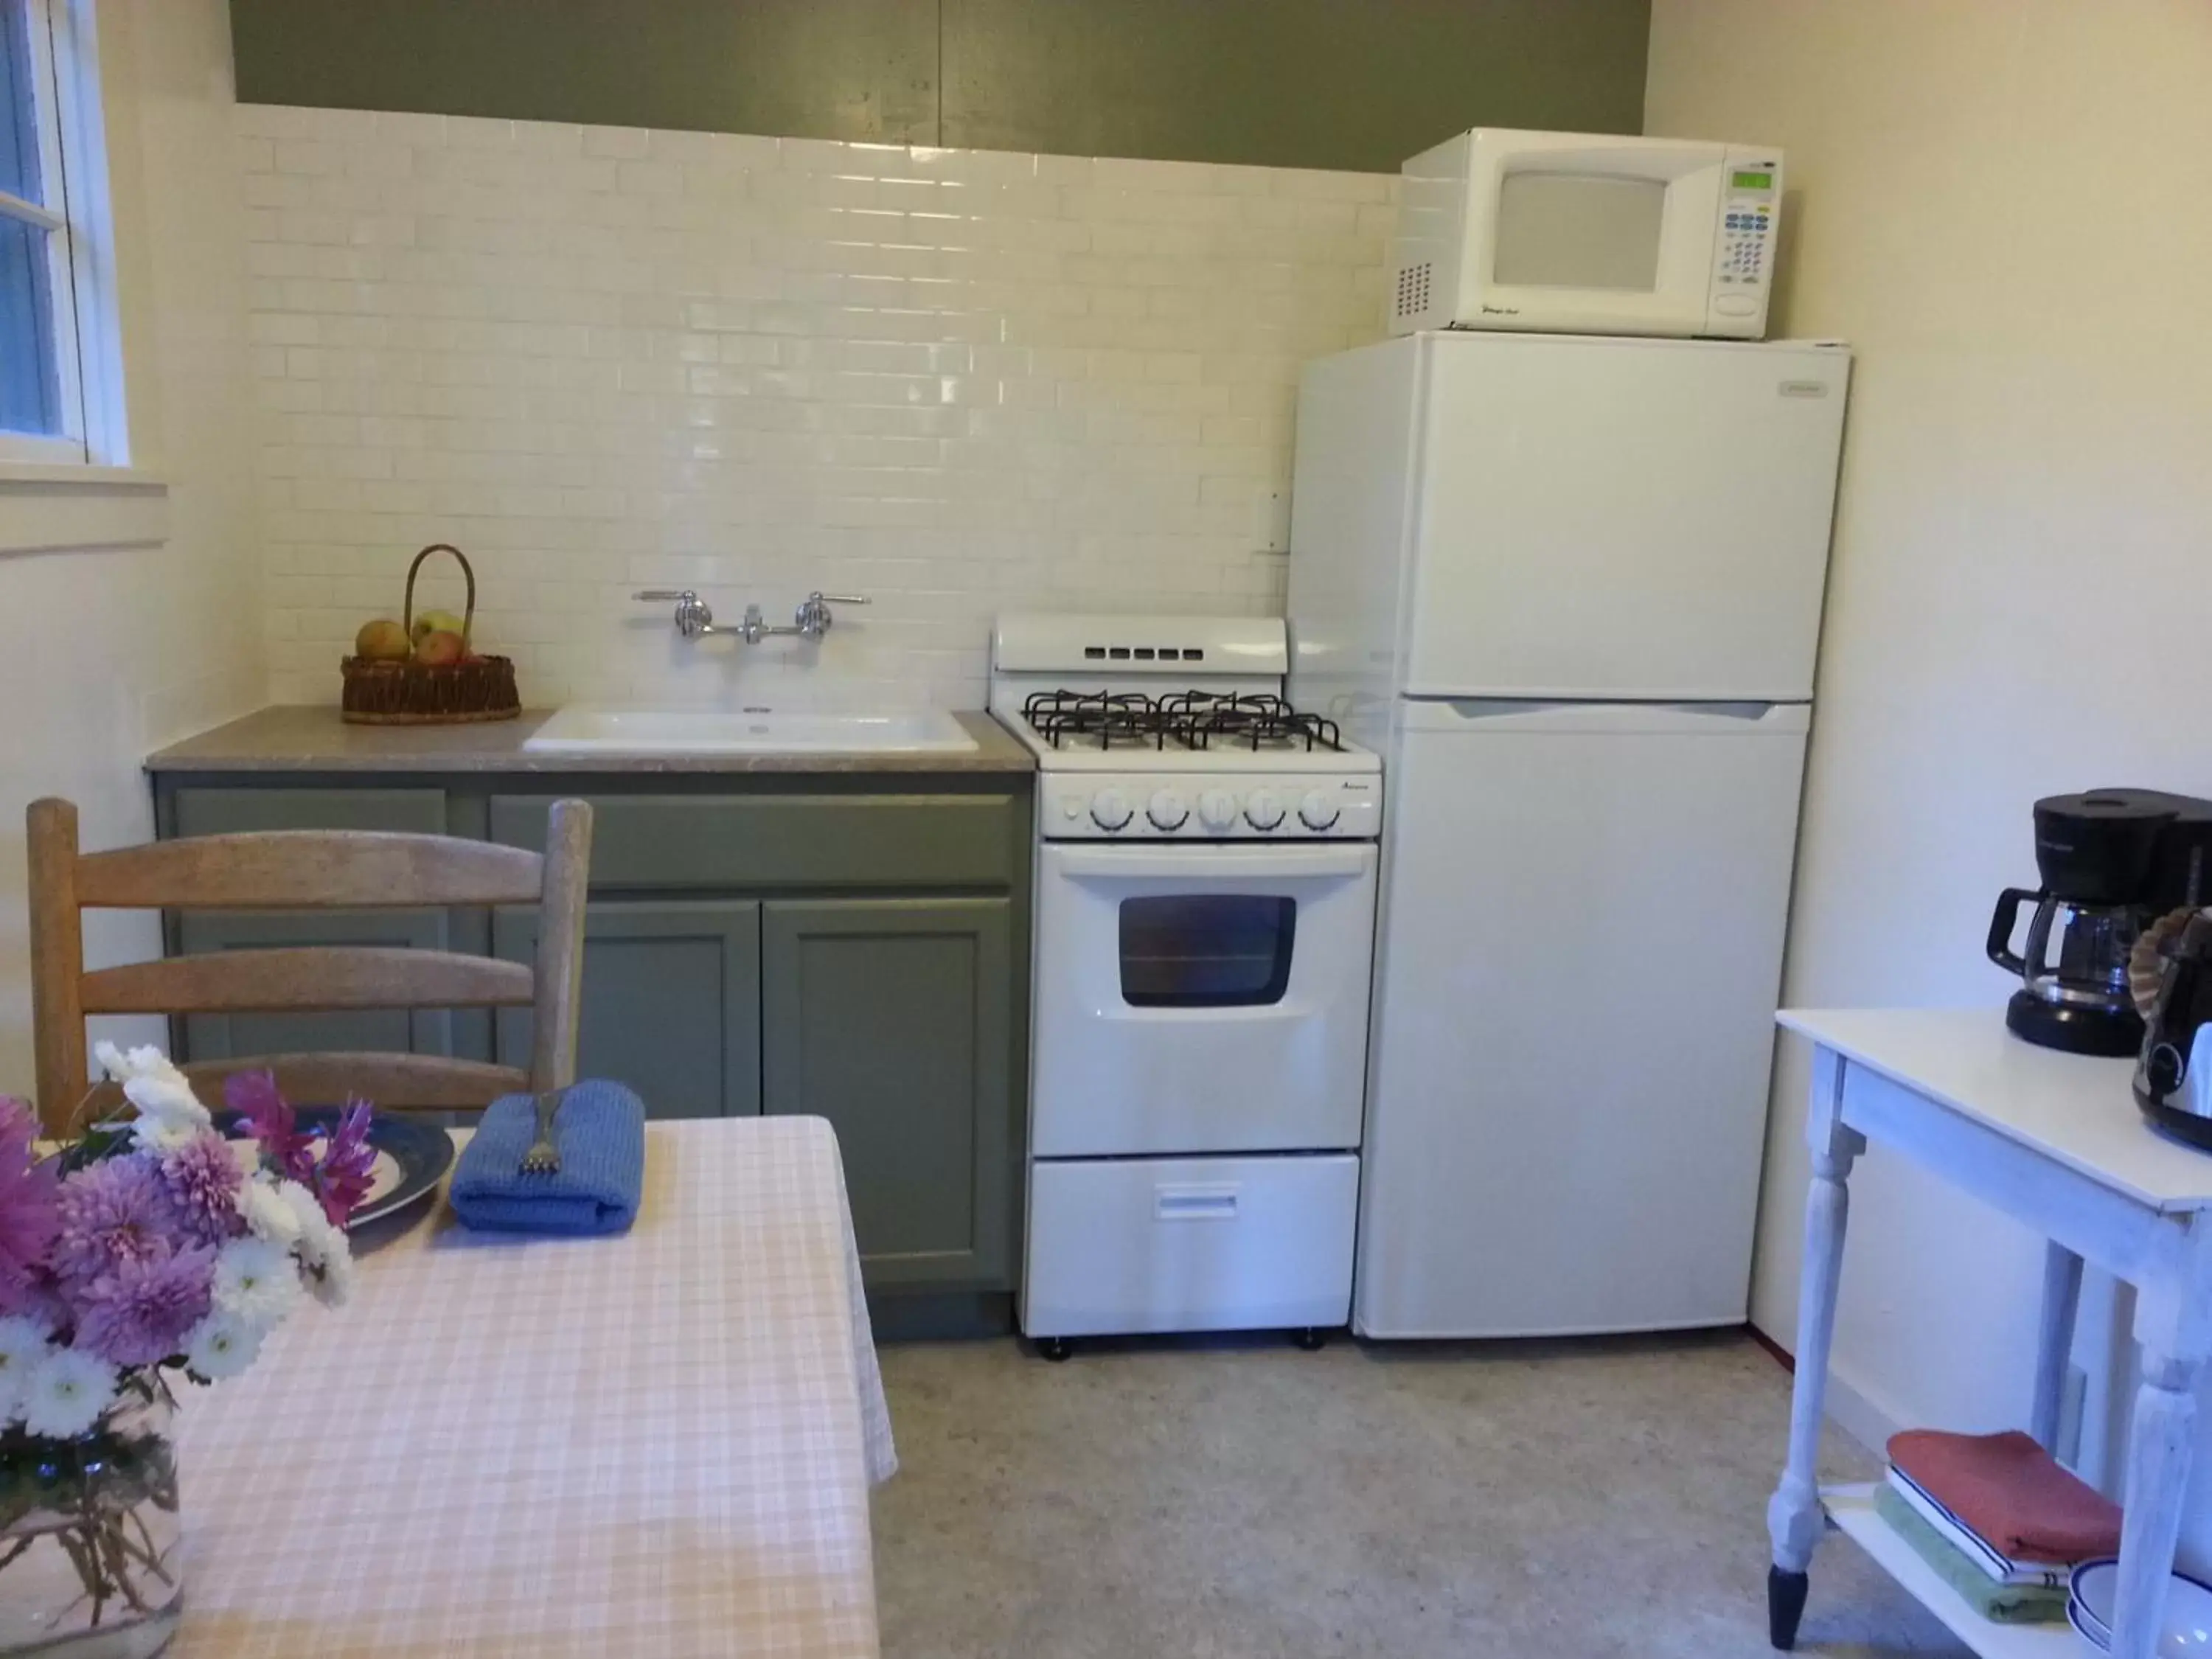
1405 335 1847 701
1024 1154 1359 1338
1354 698 1810 1338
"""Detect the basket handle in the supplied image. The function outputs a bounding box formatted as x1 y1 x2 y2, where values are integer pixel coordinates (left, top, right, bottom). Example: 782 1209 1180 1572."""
402 543 475 642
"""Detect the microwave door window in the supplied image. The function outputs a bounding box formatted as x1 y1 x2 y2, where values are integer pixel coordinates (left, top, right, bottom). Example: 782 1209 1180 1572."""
1493 171 1666 291
1119 895 1297 1008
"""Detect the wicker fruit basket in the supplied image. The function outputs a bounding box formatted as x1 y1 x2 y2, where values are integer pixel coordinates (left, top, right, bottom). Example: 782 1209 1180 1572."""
339 543 521 725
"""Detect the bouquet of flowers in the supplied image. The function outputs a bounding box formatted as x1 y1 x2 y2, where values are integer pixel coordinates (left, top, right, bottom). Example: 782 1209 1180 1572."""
0 1045 374 1649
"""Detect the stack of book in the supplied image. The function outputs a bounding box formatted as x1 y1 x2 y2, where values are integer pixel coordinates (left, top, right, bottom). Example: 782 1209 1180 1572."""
1877 1429 2124 1625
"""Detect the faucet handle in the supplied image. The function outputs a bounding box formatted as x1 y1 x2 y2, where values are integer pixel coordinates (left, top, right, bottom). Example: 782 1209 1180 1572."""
634 589 696 602
807 592 869 605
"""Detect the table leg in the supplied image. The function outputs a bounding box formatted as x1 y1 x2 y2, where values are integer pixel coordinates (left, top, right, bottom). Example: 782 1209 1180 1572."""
1767 1050 1865 1652
2109 1231 2212 1659
2030 1240 2084 1454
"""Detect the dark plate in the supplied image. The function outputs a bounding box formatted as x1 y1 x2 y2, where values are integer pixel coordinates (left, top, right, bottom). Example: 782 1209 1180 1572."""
218 1107 455 1229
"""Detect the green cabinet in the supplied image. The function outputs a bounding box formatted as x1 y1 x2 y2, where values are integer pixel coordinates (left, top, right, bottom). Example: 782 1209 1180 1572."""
493 901 762 1121
762 899 1012 1291
153 774 1032 1314
167 786 479 1064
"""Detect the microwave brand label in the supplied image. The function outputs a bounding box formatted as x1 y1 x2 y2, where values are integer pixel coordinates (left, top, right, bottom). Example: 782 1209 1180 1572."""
1778 380 1829 399
1479 304 1521 317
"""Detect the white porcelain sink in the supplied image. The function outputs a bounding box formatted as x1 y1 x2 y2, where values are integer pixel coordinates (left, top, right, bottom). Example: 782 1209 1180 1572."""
523 706 978 756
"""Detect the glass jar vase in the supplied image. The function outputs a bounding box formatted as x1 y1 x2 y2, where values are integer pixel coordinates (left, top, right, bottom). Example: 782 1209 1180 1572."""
0 1386 181 1658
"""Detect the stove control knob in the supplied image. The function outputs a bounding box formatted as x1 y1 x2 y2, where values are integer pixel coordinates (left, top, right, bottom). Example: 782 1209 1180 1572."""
1298 790 1342 831
1245 789 1285 832
1147 789 1189 832
1090 788 1133 832
1197 789 1239 832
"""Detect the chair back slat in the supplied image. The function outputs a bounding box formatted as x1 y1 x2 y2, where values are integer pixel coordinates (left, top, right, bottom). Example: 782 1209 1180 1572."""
26 796 594 1134
74 831 546 909
80 948 536 1015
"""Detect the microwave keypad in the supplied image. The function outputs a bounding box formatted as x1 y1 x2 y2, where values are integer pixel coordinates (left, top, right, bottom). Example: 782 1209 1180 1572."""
1718 206 1772 287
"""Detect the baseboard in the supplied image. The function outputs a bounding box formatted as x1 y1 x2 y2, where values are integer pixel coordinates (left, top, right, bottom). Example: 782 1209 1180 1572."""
1747 1322 1903 1459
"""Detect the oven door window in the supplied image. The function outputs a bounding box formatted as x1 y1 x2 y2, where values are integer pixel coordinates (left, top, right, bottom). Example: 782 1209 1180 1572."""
1119 895 1297 1008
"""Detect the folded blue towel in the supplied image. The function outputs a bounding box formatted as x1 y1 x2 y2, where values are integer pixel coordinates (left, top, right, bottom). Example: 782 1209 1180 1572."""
449 1080 646 1237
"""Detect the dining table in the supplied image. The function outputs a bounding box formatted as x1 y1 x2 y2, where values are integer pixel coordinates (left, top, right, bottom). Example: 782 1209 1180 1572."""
168 1115 898 1658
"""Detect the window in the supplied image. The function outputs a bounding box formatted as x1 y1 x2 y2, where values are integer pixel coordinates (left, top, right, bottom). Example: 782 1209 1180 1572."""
1 0 106 465
1119 896 1298 1008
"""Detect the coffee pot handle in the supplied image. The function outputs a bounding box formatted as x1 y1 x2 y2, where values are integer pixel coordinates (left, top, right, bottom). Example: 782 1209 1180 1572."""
1986 887 2045 975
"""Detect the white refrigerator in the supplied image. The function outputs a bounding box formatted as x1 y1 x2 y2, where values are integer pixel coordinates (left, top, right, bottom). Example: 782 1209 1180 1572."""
1287 331 1849 1338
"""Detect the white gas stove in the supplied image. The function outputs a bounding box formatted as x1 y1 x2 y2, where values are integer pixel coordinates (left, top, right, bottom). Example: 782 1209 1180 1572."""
990 614 1382 841
992 615 1380 1358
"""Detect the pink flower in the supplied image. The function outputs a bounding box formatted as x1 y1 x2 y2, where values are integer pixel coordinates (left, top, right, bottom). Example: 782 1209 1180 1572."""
50 1158 181 1293
313 1099 377 1227
0 1098 61 1316
73 1245 215 1366
226 1071 316 1188
161 1131 247 1247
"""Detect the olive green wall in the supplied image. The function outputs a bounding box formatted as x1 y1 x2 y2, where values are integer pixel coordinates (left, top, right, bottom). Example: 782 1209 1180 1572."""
229 0 1649 172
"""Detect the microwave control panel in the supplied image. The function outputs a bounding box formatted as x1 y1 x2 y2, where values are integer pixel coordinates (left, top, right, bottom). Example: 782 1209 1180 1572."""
1711 157 1781 325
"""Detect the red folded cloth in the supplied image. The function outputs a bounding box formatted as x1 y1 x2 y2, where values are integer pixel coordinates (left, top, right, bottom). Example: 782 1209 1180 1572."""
1888 1428 2121 1563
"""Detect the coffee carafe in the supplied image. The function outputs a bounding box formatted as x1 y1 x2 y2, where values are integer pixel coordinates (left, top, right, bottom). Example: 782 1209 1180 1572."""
1988 790 2212 1056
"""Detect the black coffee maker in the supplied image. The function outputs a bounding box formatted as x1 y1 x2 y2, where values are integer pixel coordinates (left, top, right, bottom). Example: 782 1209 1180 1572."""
1988 789 2212 1055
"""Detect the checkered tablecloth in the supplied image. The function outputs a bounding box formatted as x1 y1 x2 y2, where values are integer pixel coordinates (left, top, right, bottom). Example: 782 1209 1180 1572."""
170 1116 897 1658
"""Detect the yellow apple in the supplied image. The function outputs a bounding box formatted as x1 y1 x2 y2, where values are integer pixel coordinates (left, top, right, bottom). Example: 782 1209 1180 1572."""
353 619 411 661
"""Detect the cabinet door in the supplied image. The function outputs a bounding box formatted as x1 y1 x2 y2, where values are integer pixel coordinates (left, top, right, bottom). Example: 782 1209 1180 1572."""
494 902 761 1120
762 898 1013 1292
170 790 462 1066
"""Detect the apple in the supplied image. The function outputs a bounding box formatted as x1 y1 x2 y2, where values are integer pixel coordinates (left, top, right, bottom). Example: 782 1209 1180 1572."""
414 629 466 667
354 618 411 661
412 608 465 646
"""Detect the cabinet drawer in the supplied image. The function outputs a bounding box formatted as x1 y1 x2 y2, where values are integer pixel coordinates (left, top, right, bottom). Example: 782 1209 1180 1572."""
488 793 1020 889
173 788 448 837
1023 1155 1357 1338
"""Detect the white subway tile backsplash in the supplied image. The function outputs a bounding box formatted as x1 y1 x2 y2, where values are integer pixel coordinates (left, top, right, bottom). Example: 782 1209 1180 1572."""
240 104 1392 707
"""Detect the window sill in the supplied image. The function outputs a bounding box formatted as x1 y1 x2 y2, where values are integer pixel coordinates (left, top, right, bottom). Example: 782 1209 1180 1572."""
0 464 170 555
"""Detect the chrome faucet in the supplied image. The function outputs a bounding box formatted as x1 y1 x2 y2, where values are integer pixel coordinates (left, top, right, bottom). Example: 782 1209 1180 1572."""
635 590 868 643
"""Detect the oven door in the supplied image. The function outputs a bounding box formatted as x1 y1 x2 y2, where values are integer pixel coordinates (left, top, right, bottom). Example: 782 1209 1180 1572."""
1032 841 1377 1157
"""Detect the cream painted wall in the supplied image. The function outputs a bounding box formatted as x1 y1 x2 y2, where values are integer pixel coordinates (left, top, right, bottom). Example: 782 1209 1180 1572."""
0 0 262 1102
1647 0 2212 1552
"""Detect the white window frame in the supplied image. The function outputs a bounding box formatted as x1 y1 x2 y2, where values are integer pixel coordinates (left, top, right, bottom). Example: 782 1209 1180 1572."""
1 0 123 469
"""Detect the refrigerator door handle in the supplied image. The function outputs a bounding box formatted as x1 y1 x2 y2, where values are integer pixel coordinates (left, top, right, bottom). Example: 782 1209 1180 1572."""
1402 699 1809 737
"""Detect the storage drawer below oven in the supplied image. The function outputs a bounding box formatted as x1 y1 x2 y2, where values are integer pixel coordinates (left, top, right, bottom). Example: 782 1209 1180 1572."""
1022 1155 1358 1338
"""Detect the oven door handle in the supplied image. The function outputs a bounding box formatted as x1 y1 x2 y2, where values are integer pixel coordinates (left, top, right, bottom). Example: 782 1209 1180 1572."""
1052 846 1371 883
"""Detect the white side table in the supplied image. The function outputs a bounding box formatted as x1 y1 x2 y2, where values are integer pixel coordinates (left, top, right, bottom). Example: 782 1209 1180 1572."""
1768 1008 2212 1658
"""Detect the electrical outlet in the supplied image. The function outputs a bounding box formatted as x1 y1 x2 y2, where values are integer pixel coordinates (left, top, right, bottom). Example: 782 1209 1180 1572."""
1256 488 1290 554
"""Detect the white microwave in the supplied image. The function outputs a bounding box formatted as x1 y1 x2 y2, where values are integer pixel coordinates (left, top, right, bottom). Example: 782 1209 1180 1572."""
1388 128 1782 341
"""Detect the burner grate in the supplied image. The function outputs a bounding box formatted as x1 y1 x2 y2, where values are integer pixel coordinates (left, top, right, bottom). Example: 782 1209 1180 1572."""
1020 689 1343 752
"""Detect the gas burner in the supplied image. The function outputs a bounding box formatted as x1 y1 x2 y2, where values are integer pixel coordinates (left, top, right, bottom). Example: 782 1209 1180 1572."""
1159 692 1343 754
1020 690 1344 753
1021 690 1169 751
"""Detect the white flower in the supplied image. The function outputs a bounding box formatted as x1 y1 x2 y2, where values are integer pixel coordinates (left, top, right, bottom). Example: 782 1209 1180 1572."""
21 1349 117 1439
183 1311 265 1381
237 1175 302 1245
94 1040 214 1149
212 1237 300 1326
278 1180 340 1271
307 1245 355 1310
0 1315 52 1427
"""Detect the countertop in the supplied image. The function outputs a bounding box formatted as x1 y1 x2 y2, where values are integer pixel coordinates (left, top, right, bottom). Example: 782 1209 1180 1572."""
145 706 1034 775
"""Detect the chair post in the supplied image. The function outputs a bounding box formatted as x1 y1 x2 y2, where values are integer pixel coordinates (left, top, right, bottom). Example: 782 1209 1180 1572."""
529 799 593 1092
27 799 88 1135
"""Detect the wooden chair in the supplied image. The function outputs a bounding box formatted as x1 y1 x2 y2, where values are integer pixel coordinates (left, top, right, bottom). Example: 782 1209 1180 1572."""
26 797 593 1135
